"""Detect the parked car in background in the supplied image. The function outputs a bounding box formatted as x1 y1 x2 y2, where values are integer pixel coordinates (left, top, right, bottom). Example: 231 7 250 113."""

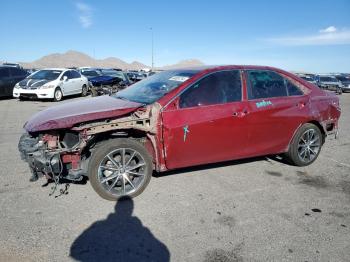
89 69 132 96
13 68 89 101
79 68 102 80
316 75 343 94
334 74 350 92
296 74 317 85
2 62 23 68
127 71 146 82
0 66 29 97
18 65 341 201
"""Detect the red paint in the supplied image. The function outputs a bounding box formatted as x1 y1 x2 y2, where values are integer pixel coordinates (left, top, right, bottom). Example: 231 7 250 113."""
23 65 341 172
62 154 80 169
25 96 142 133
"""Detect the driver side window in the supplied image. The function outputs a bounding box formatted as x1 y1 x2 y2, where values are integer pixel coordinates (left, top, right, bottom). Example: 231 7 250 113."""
179 70 242 108
61 71 71 80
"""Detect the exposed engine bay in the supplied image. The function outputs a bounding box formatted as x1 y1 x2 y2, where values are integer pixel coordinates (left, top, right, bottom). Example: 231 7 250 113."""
18 103 161 194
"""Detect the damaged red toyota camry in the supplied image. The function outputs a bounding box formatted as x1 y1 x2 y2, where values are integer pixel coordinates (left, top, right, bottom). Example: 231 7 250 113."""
19 65 341 200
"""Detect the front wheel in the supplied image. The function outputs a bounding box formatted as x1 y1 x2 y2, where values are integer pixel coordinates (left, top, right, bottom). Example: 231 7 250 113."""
88 138 153 201
285 123 323 166
53 87 63 102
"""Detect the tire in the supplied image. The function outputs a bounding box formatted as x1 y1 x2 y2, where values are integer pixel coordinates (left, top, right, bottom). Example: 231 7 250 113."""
88 138 153 201
53 87 63 102
285 123 323 166
81 84 88 97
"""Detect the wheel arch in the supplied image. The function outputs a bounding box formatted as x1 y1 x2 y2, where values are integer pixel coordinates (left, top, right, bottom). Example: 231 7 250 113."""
286 120 326 153
81 129 158 171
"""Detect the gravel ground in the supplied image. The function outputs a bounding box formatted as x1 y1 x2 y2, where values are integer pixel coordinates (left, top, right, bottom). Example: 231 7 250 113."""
0 94 349 262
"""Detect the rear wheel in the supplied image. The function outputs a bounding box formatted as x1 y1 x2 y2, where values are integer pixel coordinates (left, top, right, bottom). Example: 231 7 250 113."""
88 138 153 201
81 84 88 97
286 123 323 166
53 87 63 102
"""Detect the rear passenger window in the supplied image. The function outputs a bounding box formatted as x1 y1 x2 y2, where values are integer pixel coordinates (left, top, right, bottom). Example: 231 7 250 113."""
286 80 303 96
247 70 303 99
179 70 242 108
71 70 81 79
247 70 287 99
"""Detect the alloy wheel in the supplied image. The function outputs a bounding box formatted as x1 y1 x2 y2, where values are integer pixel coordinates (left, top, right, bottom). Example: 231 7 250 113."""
97 148 147 197
297 129 321 163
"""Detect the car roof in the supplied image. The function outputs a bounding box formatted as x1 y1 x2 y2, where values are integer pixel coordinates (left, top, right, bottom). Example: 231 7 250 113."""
169 65 289 72
39 68 69 71
0 65 24 69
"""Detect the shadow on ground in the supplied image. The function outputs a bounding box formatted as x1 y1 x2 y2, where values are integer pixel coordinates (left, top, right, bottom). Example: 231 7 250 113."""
70 197 170 262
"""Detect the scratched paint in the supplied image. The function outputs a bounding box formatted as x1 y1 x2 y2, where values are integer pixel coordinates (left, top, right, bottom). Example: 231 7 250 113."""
256 100 272 108
183 125 190 142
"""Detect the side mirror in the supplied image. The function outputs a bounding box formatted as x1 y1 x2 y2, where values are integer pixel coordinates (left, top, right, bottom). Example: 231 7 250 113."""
63 76 68 81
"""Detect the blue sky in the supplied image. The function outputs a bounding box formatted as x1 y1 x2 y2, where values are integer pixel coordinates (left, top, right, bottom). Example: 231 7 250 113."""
1 0 349 72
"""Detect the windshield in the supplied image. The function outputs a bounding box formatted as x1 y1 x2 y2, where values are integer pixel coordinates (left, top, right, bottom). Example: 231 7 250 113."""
300 76 313 81
101 70 127 81
81 70 100 77
320 76 337 82
29 70 62 80
114 70 198 104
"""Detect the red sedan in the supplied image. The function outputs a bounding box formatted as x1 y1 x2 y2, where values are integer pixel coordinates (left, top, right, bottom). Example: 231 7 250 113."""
19 65 341 200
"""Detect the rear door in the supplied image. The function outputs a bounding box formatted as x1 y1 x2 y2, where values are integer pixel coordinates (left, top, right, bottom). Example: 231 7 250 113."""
162 70 249 169
243 70 309 157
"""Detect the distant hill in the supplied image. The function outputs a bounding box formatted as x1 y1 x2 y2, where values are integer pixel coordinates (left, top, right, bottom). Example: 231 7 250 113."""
159 59 205 70
16 50 204 70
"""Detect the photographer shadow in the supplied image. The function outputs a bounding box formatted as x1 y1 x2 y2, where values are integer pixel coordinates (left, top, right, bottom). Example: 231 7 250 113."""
70 197 170 262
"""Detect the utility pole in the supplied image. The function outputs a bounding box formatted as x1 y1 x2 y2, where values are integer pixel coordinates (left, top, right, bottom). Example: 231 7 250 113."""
150 27 154 71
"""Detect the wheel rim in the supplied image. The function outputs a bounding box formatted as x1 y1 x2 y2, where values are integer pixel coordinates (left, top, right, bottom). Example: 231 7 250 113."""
55 90 62 100
97 148 147 197
82 86 87 95
297 129 321 163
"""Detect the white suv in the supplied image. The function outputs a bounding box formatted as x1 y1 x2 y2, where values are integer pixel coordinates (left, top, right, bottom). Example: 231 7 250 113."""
13 68 89 101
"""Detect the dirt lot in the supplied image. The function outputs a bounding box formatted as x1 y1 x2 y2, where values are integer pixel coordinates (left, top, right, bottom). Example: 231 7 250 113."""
0 94 349 262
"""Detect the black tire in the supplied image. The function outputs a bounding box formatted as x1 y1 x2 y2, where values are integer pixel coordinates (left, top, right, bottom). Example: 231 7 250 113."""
88 138 153 201
53 87 63 102
81 84 88 97
285 123 323 166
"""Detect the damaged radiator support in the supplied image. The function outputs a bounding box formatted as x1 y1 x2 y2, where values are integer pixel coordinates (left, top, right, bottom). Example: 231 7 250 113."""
18 133 85 185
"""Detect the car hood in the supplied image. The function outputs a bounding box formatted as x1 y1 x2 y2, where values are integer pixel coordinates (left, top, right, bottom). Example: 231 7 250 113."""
19 78 53 88
24 96 143 133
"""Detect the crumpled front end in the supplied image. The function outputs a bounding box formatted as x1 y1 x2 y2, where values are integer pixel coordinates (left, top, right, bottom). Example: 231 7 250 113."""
18 131 86 183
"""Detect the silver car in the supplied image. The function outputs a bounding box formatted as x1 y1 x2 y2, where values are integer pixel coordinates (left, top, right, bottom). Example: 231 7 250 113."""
316 75 343 94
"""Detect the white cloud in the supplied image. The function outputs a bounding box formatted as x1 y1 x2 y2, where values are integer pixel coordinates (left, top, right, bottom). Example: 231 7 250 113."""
76 2 93 28
265 26 350 46
319 26 337 33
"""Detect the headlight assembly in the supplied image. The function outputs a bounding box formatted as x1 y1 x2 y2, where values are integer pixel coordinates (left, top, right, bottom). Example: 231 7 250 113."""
40 85 55 89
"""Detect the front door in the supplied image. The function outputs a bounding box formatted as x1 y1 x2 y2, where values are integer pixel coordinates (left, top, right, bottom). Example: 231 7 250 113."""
162 70 249 169
61 71 75 95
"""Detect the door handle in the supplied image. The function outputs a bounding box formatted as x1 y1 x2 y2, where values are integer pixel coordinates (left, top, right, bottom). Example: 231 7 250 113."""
296 102 306 108
233 110 249 118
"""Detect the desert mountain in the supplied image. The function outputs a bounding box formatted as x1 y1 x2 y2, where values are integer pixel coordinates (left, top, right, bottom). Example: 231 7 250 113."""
17 51 204 70
160 59 205 70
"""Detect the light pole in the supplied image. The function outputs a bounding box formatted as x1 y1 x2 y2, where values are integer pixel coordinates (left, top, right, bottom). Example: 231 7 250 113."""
150 27 154 71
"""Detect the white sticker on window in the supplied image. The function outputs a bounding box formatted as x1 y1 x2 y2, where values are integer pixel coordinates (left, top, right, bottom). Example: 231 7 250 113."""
169 76 190 82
